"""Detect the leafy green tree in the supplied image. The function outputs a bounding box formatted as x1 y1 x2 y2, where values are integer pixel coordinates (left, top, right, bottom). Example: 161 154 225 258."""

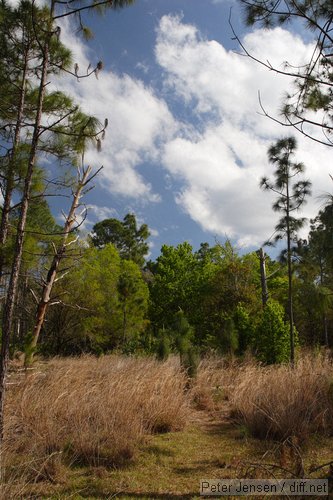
148 242 204 332
44 244 149 354
198 243 261 347
173 309 194 356
64 245 122 351
260 137 311 363
91 213 150 267
309 201 333 277
173 309 198 376
292 200 333 346
156 329 171 361
117 259 149 347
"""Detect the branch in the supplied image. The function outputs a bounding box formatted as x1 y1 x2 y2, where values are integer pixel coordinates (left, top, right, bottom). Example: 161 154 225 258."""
258 92 333 147
49 299 91 311
53 0 111 20
38 107 77 137
29 288 39 304
229 13 333 88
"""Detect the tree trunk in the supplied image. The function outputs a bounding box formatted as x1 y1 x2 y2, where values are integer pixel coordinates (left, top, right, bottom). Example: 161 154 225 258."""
286 182 295 366
259 247 268 307
24 166 93 366
0 49 29 282
122 299 127 343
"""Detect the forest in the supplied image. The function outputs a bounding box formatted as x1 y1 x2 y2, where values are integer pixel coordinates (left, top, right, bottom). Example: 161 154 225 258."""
1 0 333 497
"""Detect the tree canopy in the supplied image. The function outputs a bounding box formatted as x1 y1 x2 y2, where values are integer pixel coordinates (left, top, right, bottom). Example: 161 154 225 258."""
91 213 150 267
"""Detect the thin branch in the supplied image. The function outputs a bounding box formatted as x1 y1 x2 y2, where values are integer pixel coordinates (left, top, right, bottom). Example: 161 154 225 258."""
53 0 110 20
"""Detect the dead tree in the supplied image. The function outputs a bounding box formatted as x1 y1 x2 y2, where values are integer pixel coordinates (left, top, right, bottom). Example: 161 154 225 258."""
24 165 102 366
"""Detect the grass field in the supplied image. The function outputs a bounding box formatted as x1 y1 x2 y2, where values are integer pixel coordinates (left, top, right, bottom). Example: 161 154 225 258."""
1 353 333 499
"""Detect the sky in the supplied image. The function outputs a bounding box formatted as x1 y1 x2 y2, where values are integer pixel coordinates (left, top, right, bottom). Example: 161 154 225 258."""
48 0 332 259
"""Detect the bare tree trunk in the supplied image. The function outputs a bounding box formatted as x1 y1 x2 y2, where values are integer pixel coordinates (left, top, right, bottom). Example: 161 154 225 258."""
24 165 99 366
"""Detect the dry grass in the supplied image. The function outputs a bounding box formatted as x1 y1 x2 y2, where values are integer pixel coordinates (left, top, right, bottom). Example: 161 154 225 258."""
229 352 333 442
191 352 333 443
190 354 257 411
3 355 191 480
1 352 333 497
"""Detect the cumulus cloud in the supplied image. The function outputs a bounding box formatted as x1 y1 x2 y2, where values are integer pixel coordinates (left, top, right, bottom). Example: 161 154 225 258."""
53 20 177 203
51 14 332 250
86 204 118 222
156 14 331 247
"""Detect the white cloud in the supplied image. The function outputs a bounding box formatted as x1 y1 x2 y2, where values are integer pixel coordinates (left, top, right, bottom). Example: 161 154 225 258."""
86 204 118 222
156 15 331 247
52 20 177 203
51 14 332 251
136 61 150 74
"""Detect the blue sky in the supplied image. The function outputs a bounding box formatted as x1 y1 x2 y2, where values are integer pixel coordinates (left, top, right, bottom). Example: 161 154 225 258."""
50 0 332 259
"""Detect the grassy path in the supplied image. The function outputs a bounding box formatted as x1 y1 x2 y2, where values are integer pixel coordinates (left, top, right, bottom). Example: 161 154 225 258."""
26 408 333 499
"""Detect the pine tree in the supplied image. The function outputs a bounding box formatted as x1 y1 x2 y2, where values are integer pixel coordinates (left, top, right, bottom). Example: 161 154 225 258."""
260 137 311 364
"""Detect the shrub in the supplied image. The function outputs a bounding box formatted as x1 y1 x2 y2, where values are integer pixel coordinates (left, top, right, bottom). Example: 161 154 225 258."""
233 304 255 354
255 299 291 364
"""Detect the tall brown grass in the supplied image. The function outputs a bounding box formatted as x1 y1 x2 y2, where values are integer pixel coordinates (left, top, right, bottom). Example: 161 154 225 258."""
3 355 191 476
230 353 333 442
2 351 332 496
191 354 257 410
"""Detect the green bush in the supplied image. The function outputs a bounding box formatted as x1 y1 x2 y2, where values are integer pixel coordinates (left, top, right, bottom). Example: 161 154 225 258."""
255 299 291 363
233 304 254 354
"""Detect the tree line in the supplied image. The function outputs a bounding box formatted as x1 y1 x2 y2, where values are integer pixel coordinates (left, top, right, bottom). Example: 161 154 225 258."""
4 201 332 365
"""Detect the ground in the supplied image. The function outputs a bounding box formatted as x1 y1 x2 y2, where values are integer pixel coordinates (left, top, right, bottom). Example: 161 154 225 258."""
22 408 333 499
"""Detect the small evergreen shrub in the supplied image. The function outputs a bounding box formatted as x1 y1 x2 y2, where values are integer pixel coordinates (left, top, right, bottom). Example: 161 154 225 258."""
255 299 291 364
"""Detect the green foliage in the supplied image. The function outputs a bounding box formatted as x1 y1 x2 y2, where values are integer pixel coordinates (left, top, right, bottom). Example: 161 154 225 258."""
156 330 171 361
255 300 291 364
23 331 36 367
148 241 262 353
223 317 239 354
290 202 333 346
149 242 201 330
118 259 150 343
233 303 255 354
42 244 149 355
91 213 150 267
181 346 199 379
197 245 261 347
172 309 194 353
